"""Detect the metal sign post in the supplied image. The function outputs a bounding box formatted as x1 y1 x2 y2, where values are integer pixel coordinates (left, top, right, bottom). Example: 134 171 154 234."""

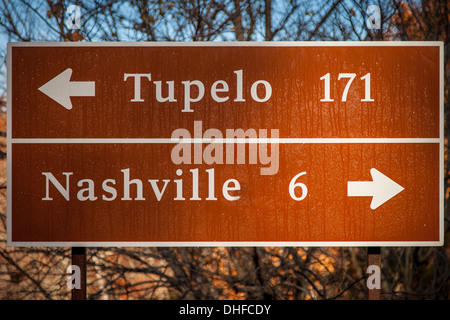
367 247 381 300
71 247 86 300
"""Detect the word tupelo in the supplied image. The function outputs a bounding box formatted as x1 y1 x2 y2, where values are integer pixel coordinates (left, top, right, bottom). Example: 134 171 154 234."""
123 69 272 112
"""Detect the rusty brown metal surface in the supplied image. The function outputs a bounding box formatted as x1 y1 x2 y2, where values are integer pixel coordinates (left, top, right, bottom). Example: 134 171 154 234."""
11 45 440 140
71 247 86 300
10 143 440 243
7 43 443 246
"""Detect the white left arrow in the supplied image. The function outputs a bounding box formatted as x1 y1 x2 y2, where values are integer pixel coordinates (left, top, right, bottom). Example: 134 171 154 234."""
38 68 95 110
347 168 405 210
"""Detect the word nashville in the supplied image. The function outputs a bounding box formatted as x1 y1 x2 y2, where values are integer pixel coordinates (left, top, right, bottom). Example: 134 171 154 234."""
42 168 242 202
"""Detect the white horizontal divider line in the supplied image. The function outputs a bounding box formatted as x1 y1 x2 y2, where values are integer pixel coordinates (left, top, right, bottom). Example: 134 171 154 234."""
10 138 441 144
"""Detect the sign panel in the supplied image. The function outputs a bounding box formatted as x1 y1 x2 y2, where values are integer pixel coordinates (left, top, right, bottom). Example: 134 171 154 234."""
7 42 444 246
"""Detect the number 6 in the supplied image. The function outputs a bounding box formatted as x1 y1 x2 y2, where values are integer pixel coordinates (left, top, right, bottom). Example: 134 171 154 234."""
289 172 308 201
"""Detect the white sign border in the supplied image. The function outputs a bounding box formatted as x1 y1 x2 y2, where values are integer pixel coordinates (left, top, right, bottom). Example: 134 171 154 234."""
6 41 445 247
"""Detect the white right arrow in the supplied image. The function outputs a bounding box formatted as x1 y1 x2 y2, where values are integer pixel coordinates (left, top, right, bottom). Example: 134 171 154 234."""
38 68 95 110
347 168 405 210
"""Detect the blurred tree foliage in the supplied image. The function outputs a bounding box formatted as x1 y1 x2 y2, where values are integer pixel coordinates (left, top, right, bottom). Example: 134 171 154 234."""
0 0 448 300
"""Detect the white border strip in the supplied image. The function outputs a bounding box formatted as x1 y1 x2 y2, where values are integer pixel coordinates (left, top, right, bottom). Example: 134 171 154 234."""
439 42 445 247
10 138 441 144
6 43 12 247
7 41 444 247
8 40 444 47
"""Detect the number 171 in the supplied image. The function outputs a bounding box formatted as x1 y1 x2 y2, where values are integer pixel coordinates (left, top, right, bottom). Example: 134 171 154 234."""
320 73 374 102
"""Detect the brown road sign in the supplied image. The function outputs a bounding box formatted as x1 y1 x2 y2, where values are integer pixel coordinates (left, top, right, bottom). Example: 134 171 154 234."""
7 42 444 247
